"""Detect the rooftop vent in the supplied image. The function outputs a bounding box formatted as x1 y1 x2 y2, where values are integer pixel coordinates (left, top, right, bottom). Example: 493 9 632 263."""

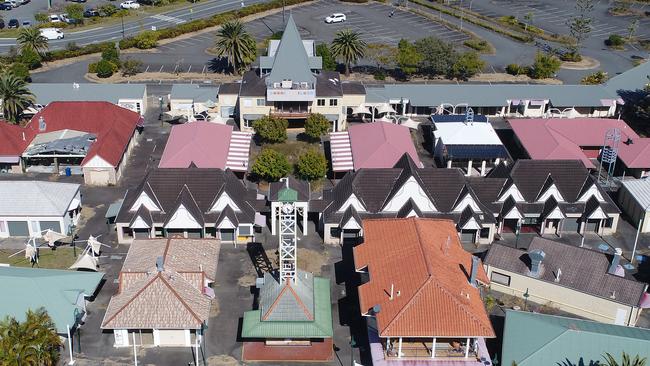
469 255 480 287
156 256 164 272
528 249 546 277
38 116 46 132
73 82 80 89
608 248 623 275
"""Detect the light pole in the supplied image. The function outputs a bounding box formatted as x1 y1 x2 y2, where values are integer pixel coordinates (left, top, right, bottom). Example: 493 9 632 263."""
121 13 125 39
69 224 77 257
631 204 649 264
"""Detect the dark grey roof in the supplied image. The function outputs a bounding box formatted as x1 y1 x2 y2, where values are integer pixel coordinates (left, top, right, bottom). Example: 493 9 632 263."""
266 15 315 85
218 83 242 95
259 271 314 321
170 84 219 101
239 71 267 97
163 185 205 227
30 83 146 105
485 238 647 307
340 205 363 227
341 82 366 95
604 61 650 94
315 71 343 97
269 177 310 202
215 205 239 227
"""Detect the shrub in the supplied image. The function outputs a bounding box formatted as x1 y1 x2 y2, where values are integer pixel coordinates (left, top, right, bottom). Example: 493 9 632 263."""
304 113 330 141
88 61 98 73
296 149 328 181
499 15 519 26
101 44 120 66
66 42 80 51
20 49 42 70
506 63 523 75
64 4 85 23
99 4 118 16
605 34 625 47
463 39 489 52
581 70 608 85
373 70 386 80
34 13 49 23
134 31 158 49
9 63 31 81
529 52 561 79
560 52 582 62
316 43 337 71
252 115 288 143
251 149 291 182
120 58 143 76
449 51 485 80
95 59 116 78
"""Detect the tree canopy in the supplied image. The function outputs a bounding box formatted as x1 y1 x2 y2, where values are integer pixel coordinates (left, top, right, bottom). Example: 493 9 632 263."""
214 20 257 75
0 308 62 366
316 43 337 71
0 73 34 123
252 115 288 143
251 148 291 182
304 113 330 141
330 29 367 76
296 149 328 181
529 52 561 79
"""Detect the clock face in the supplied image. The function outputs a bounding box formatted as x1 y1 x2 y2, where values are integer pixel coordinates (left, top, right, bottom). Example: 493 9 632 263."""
281 203 294 214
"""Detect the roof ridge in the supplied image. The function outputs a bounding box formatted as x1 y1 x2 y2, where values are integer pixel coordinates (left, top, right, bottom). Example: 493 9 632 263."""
102 273 160 327
159 273 205 325
517 328 571 364
36 181 67 214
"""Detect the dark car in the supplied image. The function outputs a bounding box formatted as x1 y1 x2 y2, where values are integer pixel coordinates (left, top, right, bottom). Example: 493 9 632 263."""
83 8 99 17
0 3 11 9
8 19 19 28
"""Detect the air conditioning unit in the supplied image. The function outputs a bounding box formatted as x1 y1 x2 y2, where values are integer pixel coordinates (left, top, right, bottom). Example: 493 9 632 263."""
281 80 292 89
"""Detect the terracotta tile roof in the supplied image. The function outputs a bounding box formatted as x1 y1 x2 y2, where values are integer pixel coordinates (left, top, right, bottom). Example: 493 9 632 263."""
354 218 495 338
0 121 30 157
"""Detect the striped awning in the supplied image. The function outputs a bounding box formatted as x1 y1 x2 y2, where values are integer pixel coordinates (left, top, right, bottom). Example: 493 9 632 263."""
330 131 354 172
226 131 253 172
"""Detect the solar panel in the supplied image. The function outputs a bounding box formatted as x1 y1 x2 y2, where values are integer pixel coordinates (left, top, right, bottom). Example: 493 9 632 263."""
445 144 509 159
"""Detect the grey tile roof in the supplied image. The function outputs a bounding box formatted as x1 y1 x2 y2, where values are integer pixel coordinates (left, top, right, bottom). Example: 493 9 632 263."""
315 71 343 97
0 180 79 217
170 84 219 102
218 82 242 95
620 179 650 208
266 15 316 85
259 271 315 322
485 238 647 307
239 71 267 97
341 82 366 95
30 83 146 105
604 61 650 94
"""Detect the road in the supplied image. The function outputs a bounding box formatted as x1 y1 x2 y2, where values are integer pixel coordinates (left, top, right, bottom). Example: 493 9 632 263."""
0 0 268 52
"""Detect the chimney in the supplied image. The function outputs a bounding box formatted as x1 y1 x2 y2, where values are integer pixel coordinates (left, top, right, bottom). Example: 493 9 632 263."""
608 248 623 275
469 255 480 287
528 249 546 277
156 256 164 272
371 304 381 315
38 116 46 132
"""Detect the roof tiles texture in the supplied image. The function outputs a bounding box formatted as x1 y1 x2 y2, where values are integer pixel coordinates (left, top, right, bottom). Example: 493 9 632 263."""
348 122 423 170
354 218 494 338
159 122 232 169
0 180 79 216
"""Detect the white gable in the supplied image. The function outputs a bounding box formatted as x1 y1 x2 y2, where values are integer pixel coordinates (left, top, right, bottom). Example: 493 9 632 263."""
342 217 361 230
406 210 419 218
210 192 241 212
130 216 150 229
337 193 366 213
165 204 202 229
588 206 608 220
382 177 436 212
462 217 482 230
537 184 565 203
504 206 523 219
578 184 604 203
497 184 525 202
217 216 236 229
453 193 481 213
130 191 160 212
82 155 114 168
545 206 565 220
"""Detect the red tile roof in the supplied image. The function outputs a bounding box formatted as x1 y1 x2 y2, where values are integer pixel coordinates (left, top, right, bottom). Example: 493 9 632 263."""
354 218 495 338
0 121 30 157
25 101 143 167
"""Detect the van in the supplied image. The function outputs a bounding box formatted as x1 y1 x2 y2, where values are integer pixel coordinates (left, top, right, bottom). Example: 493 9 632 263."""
40 28 64 40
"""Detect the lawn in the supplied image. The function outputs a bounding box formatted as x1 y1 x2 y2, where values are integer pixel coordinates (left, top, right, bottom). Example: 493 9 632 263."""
0 247 77 269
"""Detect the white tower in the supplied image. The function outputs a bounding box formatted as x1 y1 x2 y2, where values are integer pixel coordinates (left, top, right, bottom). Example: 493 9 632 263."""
279 200 297 283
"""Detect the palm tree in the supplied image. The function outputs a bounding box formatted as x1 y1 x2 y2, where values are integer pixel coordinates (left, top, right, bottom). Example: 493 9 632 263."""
0 308 61 365
213 20 256 76
16 27 49 56
330 29 367 77
0 73 35 123
603 352 648 366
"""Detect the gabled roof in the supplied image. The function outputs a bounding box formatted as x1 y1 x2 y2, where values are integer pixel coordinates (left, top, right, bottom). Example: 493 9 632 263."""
535 174 559 201
266 14 315 85
159 122 234 169
340 205 363 228
485 238 646 307
397 198 423 218
260 272 314 322
0 180 80 217
129 205 153 228
215 205 239 228
540 196 562 220
354 218 495 338
0 121 30 158
502 310 650 366
163 185 205 228
508 160 599 202
0 267 103 334
348 122 423 170
269 177 310 202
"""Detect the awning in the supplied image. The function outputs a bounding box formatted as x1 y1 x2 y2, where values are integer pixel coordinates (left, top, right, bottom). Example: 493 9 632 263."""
351 104 372 115
329 131 354 172
529 99 546 106
600 99 616 107
67 198 81 211
204 99 217 108
104 199 124 219
399 117 420 130
324 114 339 122
42 229 67 247
254 213 266 227
242 114 265 120
376 103 396 114
69 253 98 271
0 156 20 163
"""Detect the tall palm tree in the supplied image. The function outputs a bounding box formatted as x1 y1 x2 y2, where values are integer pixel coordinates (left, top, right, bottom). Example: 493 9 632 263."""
17 27 49 56
604 352 648 366
213 20 256 76
0 308 61 365
0 73 35 123
330 29 367 77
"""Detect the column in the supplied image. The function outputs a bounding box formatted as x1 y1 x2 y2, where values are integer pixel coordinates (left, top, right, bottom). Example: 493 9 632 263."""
271 203 277 236
398 337 403 359
480 160 486 176
431 337 436 358
464 338 470 358
495 158 501 165
302 204 308 236
466 160 473 177
447 160 452 169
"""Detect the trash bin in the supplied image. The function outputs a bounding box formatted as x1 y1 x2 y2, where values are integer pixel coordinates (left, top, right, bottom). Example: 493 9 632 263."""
65 167 71 176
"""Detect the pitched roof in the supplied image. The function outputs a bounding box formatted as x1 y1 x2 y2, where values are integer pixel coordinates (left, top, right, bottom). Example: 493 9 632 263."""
269 177 310 202
348 122 423 170
502 310 650 366
29 83 146 105
0 180 79 217
266 14 315 85
0 122 30 157
259 272 314 322
354 218 495 338
509 118 650 169
620 179 650 209
159 122 234 169
0 267 103 333
484 238 647 307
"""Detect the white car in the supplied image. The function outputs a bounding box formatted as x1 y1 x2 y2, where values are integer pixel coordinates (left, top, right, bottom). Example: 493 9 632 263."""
49 14 61 22
40 28 64 40
120 1 140 9
325 13 346 24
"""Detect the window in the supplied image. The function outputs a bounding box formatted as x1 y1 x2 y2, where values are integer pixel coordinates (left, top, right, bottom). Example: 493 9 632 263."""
243 119 252 128
490 272 511 286
329 99 338 106
154 227 164 237
329 227 341 238
317 99 326 106
256 98 265 106
479 228 490 239
238 225 252 236
603 218 614 228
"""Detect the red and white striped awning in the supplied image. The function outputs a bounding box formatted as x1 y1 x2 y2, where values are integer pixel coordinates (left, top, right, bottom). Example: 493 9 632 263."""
226 131 252 172
330 131 354 172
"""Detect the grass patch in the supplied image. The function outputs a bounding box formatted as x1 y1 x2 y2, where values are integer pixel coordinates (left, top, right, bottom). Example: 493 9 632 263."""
260 140 316 165
0 247 76 269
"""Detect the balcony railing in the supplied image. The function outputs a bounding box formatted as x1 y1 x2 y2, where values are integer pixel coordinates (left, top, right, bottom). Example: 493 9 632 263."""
383 340 478 360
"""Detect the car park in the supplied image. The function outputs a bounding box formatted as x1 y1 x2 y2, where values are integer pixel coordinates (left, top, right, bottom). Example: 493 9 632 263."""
325 13 346 23
0 2 10 9
8 19 19 28
49 14 61 22
22 20 31 27
40 27 64 40
120 1 140 9
83 8 100 17
4 0 18 8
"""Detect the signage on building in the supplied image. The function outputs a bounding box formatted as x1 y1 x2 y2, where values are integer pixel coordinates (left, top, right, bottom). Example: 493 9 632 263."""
267 88 316 102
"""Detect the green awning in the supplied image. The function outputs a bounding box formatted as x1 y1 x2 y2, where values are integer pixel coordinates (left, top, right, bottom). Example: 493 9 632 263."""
241 277 333 339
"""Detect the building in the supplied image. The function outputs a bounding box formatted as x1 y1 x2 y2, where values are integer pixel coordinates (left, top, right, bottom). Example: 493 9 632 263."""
168 84 220 118
0 181 81 238
158 122 252 172
0 101 143 185
618 179 650 233
509 118 650 178
354 218 495 364
501 310 650 366
115 168 264 244
319 156 618 245
0 122 30 173
484 237 649 326
430 114 508 175
101 237 219 347
0 267 103 335
329 121 423 172
28 83 148 115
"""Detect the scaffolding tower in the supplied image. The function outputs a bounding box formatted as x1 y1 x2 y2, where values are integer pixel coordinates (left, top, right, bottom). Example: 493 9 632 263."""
598 128 621 186
279 201 297 283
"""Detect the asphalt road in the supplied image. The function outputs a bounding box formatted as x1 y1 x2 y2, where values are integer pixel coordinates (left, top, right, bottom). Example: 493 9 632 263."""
0 0 268 52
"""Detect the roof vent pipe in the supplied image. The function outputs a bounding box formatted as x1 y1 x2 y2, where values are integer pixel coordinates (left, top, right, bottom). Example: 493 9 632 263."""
469 255 479 287
156 256 164 272
608 248 623 274
528 249 546 277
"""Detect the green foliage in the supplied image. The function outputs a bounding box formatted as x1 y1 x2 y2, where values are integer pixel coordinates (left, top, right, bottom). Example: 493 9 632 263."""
0 73 35 123
34 13 49 23
463 39 489 52
19 48 42 70
0 308 62 365
605 34 626 47
366 43 397 70
17 27 49 56
316 43 337 71
95 59 117 78
253 115 288 143
499 15 519 26
483 295 497 312
414 36 457 77
506 63 524 75
134 31 159 49
304 113 330 140
98 4 118 16
65 4 85 22
566 0 595 54
560 52 582 62
213 20 256 75
8 63 30 81
101 44 120 66
296 149 327 181
449 51 485 80
397 39 423 77
251 148 291 182
374 70 386 80
529 52 561 79
270 31 283 40
603 352 647 366
88 61 98 74
581 70 608 85
120 57 143 76
330 29 367 76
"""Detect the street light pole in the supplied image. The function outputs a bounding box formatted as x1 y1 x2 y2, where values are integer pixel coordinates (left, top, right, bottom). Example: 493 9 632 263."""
121 14 125 39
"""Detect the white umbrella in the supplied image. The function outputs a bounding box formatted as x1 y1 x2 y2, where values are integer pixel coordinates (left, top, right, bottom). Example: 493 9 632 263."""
352 104 372 115
42 229 67 248
69 253 99 271
376 103 396 115
399 117 421 130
